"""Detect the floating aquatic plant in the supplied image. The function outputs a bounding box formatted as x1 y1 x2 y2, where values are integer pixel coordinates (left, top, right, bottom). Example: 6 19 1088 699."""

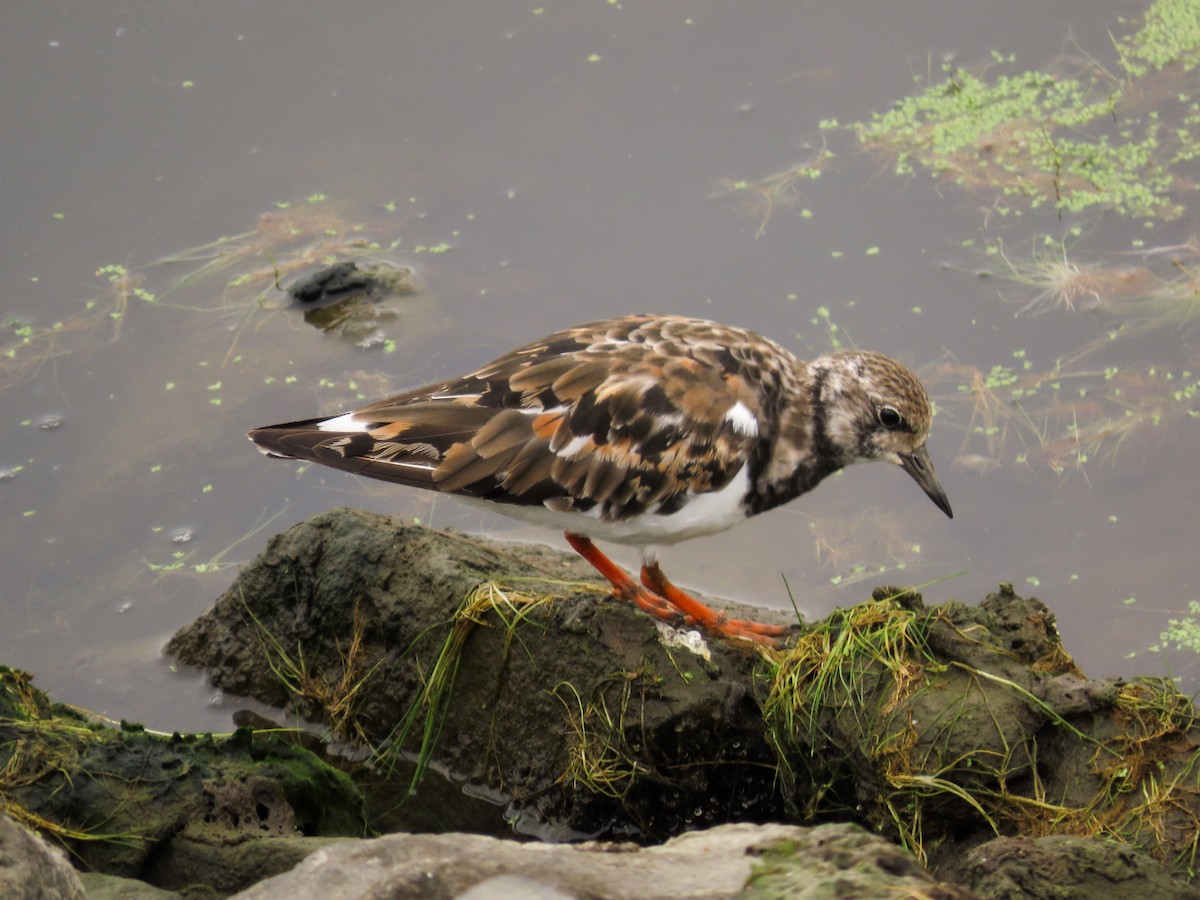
856 0 1200 220
734 0 1200 225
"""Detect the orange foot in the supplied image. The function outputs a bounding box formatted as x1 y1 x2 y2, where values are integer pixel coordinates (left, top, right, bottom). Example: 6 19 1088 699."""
564 532 796 647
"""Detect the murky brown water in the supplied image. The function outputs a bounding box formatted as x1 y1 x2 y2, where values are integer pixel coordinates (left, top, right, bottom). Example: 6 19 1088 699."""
3 0 1193 734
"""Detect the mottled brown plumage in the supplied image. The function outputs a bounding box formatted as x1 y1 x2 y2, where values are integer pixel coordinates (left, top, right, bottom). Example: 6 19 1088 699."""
249 314 951 644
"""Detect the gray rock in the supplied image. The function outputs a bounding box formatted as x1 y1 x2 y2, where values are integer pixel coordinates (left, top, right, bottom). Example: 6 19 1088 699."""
231 822 969 900
0 813 86 900
456 875 576 900
142 835 348 896
77 872 181 899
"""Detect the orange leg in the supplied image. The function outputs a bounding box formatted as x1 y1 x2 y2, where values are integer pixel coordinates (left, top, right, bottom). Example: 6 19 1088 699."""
565 532 794 647
640 561 795 644
564 533 682 623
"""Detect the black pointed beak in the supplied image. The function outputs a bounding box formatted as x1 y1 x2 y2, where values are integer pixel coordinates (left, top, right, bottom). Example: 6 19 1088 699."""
900 445 953 519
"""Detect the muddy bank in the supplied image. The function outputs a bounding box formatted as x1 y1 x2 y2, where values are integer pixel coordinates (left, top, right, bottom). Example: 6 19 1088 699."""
162 507 1200 895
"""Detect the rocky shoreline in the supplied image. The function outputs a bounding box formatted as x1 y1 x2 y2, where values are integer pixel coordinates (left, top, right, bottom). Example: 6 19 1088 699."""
3 507 1198 898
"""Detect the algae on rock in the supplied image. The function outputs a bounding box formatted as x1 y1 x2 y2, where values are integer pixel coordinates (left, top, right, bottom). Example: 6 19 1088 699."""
0 666 365 885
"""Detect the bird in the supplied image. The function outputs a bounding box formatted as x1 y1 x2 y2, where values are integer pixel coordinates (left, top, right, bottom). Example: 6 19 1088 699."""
248 314 952 646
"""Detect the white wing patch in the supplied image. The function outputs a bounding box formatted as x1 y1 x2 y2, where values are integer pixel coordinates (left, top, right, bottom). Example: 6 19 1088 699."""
723 400 759 437
317 412 372 433
556 434 592 459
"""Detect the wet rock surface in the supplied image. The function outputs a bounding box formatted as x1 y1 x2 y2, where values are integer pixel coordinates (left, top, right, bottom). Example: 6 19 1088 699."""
286 261 418 348
164 508 1200 897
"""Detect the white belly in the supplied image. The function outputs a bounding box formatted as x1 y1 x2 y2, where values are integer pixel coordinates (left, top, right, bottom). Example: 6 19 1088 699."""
457 467 752 547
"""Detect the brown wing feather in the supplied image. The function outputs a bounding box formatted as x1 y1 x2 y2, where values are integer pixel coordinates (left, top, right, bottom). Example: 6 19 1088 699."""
249 315 795 520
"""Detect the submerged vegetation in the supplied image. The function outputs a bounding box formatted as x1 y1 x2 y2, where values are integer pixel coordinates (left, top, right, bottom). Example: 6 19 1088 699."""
2 264 154 395
147 197 421 363
0 196 429 400
728 0 1200 481
2 195 433 578
935 230 1200 474
1 196 422 397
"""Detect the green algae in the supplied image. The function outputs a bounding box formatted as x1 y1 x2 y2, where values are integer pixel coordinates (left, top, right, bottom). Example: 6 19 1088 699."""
1118 0 1200 76
0 667 365 877
721 0 1200 224
857 0 1200 220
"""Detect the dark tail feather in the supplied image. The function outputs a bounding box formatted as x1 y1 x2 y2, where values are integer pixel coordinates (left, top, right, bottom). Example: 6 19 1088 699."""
246 418 329 460
247 420 442 491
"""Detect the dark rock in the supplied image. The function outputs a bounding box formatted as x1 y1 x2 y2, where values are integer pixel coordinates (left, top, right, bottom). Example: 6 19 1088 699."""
167 508 787 840
285 261 418 347
960 834 1200 899
761 582 1200 889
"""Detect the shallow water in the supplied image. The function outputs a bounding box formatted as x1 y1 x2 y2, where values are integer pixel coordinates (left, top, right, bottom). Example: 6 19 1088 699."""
3 0 1195 736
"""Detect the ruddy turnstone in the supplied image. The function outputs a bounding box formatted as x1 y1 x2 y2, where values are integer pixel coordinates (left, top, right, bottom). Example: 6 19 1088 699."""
249 314 952 645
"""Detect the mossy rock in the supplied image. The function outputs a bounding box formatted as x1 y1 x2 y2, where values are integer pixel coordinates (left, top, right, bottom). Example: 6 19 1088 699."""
0 667 365 883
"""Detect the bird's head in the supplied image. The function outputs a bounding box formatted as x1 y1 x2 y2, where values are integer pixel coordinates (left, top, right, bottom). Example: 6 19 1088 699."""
815 350 953 518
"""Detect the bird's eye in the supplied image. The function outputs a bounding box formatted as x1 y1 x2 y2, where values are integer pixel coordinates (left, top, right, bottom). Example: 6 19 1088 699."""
878 405 903 430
